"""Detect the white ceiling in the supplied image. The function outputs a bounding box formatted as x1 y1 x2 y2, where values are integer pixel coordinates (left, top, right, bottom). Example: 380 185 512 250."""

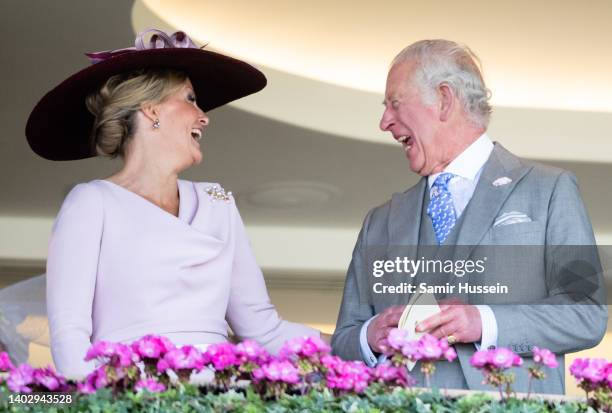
133 0 612 164
139 0 612 112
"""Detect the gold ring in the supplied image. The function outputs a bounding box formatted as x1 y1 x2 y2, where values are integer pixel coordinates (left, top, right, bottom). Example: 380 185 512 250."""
447 335 457 345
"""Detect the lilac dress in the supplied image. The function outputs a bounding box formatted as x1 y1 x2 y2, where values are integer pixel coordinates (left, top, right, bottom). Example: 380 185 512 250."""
46 179 317 378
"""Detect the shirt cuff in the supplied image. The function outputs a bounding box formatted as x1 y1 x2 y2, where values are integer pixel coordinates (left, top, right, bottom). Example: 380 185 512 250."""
475 305 498 350
359 317 379 367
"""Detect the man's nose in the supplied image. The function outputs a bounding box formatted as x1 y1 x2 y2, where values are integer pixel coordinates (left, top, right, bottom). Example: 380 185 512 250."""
380 108 394 131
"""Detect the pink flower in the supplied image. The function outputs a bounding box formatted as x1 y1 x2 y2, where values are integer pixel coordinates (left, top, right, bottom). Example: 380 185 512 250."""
444 347 458 362
325 375 341 389
532 347 557 368
354 379 369 392
81 365 121 390
387 328 409 350
115 343 137 367
131 335 175 359
279 337 306 357
339 361 371 381
373 363 400 381
470 350 489 368
235 340 270 364
325 360 371 393
85 341 116 361
278 336 330 361
418 334 443 360
33 367 65 391
203 342 238 371
605 363 612 388
77 381 96 394
278 361 300 384
252 367 265 381
569 358 588 379
78 367 108 394
470 348 522 370
396 334 455 363
328 374 353 390
85 341 137 367
7 364 34 393
156 358 170 373
489 348 514 369
253 360 299 384
91 366 110 389
158 345 203 372
263 362 281 381
309 336 331 353
135 378 166 393
373 362 414 387
575 358 608 383
0 352 13 371
321 354 342 370
401 340 420 359
300 339 320 357
438 338 450 351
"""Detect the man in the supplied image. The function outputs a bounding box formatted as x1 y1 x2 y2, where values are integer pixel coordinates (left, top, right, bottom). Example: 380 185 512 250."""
331 39 607 393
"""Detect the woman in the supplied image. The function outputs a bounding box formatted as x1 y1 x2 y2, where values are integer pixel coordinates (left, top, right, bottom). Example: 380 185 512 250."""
25 29 320 378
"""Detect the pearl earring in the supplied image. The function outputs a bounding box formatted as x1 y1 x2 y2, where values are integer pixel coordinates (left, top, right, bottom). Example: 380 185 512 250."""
153 119 160 129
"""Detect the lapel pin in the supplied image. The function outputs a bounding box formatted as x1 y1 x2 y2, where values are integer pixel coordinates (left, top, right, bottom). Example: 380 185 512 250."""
492 177 512 187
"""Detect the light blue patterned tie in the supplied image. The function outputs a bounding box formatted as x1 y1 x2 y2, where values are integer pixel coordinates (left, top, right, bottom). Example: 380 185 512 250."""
427 172 457 245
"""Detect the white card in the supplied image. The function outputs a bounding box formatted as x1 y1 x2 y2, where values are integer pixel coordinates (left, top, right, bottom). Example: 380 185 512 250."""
398 292 440 371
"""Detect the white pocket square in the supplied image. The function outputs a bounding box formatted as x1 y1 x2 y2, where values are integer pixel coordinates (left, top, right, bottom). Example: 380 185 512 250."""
492 177 512 187
493 211 532 227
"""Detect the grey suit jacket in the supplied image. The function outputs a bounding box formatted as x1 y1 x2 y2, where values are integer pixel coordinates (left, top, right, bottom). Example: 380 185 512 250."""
331 143 608 394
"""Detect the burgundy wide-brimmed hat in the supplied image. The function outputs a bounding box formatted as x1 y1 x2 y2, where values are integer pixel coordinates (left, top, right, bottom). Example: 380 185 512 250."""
26 29 267 160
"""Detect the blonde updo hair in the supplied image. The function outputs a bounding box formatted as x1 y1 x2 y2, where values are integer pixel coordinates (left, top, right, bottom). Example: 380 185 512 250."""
86 69 188 158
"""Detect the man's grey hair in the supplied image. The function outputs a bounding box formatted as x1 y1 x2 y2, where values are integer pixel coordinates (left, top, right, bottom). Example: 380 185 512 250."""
392 39 492 128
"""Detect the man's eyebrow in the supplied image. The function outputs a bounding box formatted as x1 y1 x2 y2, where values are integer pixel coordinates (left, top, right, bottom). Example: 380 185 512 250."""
382 96 399 105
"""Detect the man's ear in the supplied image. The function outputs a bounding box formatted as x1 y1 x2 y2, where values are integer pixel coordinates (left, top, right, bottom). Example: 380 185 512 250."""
438 83 454 122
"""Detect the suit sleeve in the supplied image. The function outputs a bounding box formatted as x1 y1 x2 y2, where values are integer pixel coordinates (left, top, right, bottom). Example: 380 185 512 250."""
491 171 608 354
331 210 377 361
225 201 318 355
46 184 102 378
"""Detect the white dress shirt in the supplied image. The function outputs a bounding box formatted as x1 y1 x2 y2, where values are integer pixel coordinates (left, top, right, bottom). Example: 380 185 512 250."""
359 133 498 366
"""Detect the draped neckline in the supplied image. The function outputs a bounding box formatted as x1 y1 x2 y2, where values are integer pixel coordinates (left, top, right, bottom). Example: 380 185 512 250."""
96 179 196 225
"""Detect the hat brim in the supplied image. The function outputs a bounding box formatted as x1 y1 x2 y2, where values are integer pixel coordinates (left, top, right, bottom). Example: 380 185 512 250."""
26 48 266 160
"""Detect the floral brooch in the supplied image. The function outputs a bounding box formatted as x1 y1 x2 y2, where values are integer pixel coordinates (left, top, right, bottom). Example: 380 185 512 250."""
205 185 232 202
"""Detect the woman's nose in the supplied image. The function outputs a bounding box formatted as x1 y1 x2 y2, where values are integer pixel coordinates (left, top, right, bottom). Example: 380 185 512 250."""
199 112 209 126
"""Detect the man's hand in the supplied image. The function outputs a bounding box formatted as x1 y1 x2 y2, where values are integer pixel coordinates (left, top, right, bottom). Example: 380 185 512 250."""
367 305 405 353
416 298 482 343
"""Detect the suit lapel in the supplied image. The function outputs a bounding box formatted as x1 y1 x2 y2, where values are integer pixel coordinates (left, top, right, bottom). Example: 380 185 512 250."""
455 143 532 252
386 178 427 305
388 177 427 246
